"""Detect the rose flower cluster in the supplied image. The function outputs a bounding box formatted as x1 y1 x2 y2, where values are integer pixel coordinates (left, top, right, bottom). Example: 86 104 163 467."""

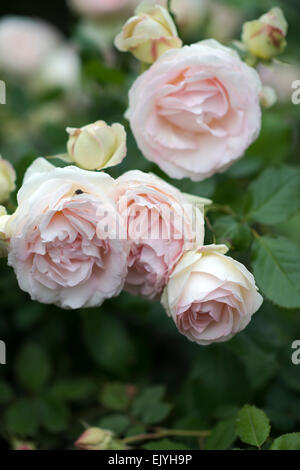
1 2 284 346
0 156 262 346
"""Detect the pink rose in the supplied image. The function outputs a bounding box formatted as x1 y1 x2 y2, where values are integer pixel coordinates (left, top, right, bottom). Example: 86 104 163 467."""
162 245 263 345
0 16 61 76
127 40 262 181
6 158 128 309
114 170 204 299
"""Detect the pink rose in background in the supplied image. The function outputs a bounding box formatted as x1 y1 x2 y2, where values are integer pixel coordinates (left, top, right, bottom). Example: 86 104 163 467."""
127 40 262 181
114 170 204 299
6 158 128 309
68 0 138 17
162 245 263 345
0 16 61 76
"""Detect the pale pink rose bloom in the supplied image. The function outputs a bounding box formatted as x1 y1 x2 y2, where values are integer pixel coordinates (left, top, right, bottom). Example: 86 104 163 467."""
127 40 262 181
7 158 128 309
114 170 204 299
68 0 138 17
162 245 263 345
0 16 61 76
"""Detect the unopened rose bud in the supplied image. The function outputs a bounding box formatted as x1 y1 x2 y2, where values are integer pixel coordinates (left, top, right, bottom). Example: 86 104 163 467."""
66 120 126 171
0 156 16 204
260 85 277 108
114 4 182 64
12 440 36 450
75 427 114 451
242 7 287 61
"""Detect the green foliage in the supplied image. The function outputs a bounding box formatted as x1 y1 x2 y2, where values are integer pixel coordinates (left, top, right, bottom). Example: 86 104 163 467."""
132 386 172 425
252 236 300 308
15 342 52 392
142 439 190 450
100 383 130 411
247 166 300 225
205 419 237 450
236 405 270 448
214 215 252 250
270 433 300 450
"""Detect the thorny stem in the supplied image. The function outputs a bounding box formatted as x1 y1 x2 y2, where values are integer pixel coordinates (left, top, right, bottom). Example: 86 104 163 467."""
122 428 210 445
205 214 216 244
205 204 235 216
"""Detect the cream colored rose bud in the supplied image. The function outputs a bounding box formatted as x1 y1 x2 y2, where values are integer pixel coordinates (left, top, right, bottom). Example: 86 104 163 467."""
0 157 16 204
75 427 114 451
114 4 182 64
260 85 277 108
66 120 126 171
242 7 287 61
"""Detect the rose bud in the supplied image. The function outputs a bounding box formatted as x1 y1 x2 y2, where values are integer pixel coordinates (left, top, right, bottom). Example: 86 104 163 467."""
0 156 16 204
66 120 127 171
12 440 36 450
242 7 287 61
114 4 182 64
162 245 263 346
260 85 277 109
75 427 114 451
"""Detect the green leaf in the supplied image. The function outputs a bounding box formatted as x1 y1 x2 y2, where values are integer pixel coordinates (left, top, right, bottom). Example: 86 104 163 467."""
100 383 130 411
38 396 70 433
205 419 237 450
126 424 147 438
142 439 190 450
252 236 300 308
83 310 134 376
236 405 270 448
132 386 172 425
0 380 14 405
247 166 300 225
50 378 96 402
4 399 39 437
247 113 291 166
15 342 52 392
228 334 279 389
98 414 130 434
270 433 300 450
213 215 252 251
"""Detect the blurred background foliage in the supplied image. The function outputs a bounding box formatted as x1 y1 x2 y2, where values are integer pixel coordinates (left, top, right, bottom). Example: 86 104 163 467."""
0 0 299 450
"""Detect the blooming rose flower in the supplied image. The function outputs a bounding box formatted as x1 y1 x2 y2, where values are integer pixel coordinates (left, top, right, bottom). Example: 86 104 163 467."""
67 120 127 171
114 170 204 299
162 245 263 345
0 156 16 203
0 16 61 76
114 4 182 64
6 158 128 309
127 40 262 181
68 0 138 17
36 45 81 91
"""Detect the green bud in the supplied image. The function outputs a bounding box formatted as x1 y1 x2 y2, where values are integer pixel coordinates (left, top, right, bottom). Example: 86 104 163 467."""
242 7 287 60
